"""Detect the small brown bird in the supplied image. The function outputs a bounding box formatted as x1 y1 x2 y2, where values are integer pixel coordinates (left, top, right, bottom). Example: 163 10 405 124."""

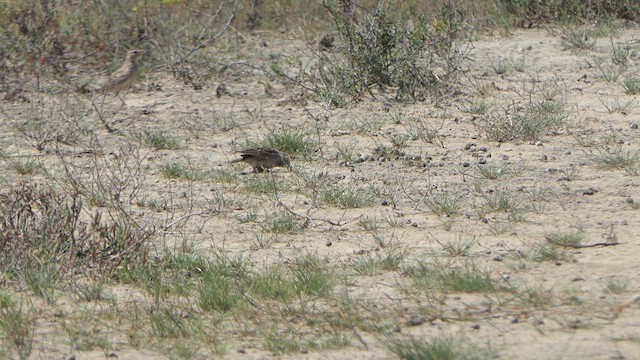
101 49 144 103
231 148 291 173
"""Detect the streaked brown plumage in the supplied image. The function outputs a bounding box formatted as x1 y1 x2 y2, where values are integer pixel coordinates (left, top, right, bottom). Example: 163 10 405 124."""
231 148 290 173
101 49 144 96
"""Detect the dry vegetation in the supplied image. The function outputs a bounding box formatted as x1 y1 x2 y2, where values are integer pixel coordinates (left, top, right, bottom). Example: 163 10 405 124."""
1 0 640 359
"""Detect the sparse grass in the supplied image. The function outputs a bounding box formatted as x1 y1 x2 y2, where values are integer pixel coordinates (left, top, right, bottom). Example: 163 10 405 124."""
461 99 491 115
139 130 182 150
405 262 495 293
491 60 510 75
321 185 372 208
358 216 379 232
260 128 316 158
385 335 484 360
351 248 406 275
544 231 584 247
9 159 38 175
531 242 572 263
475 163 511 180
385 132 410 150
335 143 357 162
438 235 478 257
262 211 304 234
424 190 465 217
557 25 595 50
476 89 567 142
2 2 640 358
290 254 335 298
592 146 640 175
347 116 389 134
161 161 207 180
266 333 350 355
623 77 640 95
597 95 636 114
591 58 622 82
197 258 247 313
479 189 523 219
243 175 282 194
604 279 629 295
0 296 35 360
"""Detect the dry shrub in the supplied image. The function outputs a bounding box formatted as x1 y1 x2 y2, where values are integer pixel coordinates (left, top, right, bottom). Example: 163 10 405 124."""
0 182 153 280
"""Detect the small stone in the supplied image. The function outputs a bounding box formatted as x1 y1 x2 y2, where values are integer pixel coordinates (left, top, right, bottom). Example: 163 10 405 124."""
518 262 526 270
411 222 418 227
108 353 118 358
463 162 470 167
630 123 638 129
540 154 548 161
478 158 487 165
511 318 519 324
626 197 634 204
571 277 584 282
493 256 503 262
502 155 509 160
555 261 562 266
471 323 481 330
533 319 545 326
381 200 389 206
406 315 425 326
325 240 332 247
237 348 246 354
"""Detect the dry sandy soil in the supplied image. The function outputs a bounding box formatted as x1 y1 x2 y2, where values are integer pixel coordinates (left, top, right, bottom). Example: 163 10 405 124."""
1 26 640 359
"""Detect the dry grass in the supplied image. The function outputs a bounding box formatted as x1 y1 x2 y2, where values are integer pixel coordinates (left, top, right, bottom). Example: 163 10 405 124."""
0 1 639 358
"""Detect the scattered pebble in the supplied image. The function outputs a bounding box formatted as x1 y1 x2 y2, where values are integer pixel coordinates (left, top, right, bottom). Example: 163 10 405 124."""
630 123 638 129
471 323 481 330
325 240 332 247
406 315 426 326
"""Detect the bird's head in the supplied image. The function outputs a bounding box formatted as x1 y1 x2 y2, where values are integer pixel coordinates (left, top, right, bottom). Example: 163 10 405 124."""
127 49 144 62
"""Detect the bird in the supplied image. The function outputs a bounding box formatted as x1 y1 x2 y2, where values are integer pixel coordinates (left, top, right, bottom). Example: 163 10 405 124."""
231 148 291 173
100 49 144 103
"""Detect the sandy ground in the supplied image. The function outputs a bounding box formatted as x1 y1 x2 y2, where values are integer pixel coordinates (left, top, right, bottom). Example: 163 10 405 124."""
1 27 640 359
